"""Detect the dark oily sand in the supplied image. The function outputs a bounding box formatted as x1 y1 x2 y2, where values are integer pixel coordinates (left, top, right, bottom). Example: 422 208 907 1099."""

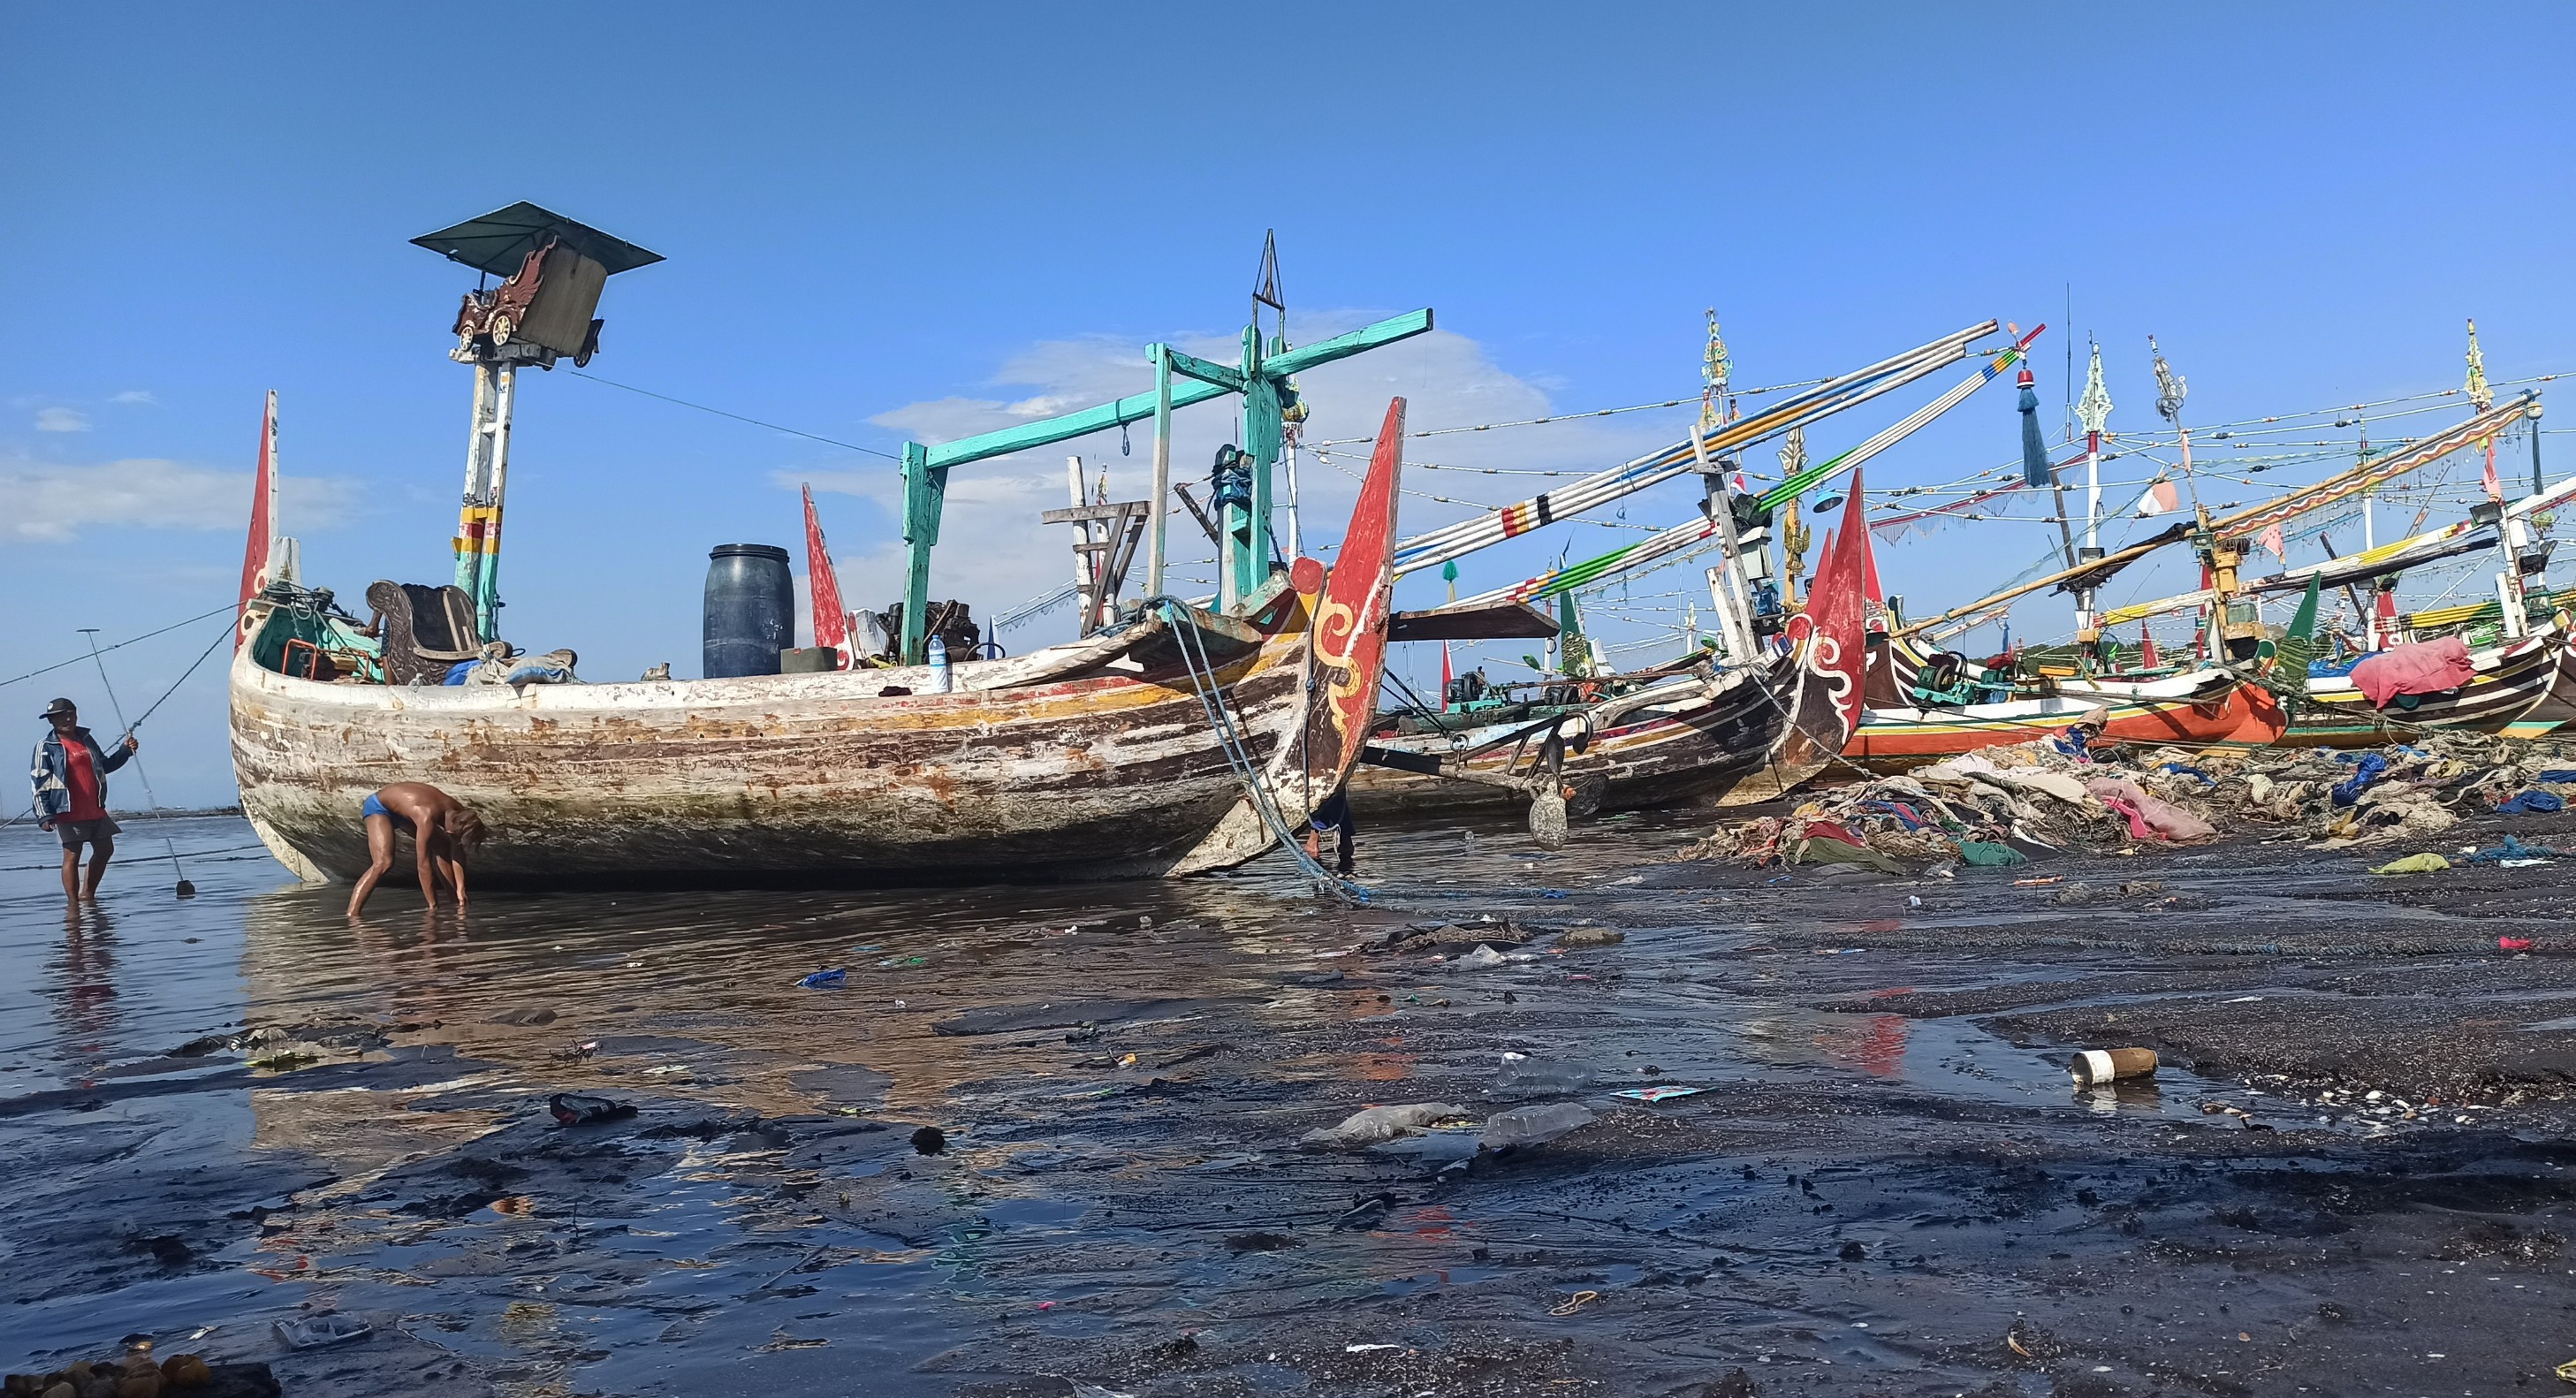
6 808 2576 1394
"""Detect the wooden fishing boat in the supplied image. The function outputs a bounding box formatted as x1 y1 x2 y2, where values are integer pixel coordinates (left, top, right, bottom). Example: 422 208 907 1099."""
1851 630 2283 768
1352 481 1877 817
2288 619 2576 743
1350 651 1825 816
232 388 1413 886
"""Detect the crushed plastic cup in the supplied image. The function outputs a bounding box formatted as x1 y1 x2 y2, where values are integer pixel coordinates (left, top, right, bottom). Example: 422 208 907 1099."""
275 1314 373 1350
1495 1053 1593 1091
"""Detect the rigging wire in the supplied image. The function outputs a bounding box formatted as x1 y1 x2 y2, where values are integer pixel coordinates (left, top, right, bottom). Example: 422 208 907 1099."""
569 371 904 460
0 604 239 690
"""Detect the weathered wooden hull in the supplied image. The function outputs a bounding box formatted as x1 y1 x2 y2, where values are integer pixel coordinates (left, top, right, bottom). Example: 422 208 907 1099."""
232 587 1351 885
1348 652 1816 817
234 391 1414 889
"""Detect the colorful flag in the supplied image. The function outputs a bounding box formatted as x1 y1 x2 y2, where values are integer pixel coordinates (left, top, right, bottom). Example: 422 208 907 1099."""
2258 519 2287 563
802 484 850 665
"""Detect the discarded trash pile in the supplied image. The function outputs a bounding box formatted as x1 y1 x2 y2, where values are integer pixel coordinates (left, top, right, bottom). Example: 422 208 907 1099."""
1680 728 2576 872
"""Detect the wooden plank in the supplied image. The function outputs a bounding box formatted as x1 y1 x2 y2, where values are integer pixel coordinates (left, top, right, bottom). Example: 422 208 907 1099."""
1387 598 1562 642
925 376 1234 470
1162 347 1244 391
1040 502 1151 525
1173 483 1223 546
1264 309 1434 378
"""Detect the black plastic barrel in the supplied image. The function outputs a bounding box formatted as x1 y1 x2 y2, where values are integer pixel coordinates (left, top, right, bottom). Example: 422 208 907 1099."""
703 543 794 679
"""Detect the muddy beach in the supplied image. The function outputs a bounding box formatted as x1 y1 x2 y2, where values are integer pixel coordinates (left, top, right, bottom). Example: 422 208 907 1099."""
6 807 2576 1398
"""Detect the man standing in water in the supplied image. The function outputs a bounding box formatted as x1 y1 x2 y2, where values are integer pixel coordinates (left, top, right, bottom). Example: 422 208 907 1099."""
346 781 485 918
31 698 138 902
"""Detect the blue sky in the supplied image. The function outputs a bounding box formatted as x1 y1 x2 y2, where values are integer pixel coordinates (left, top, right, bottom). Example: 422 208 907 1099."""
6 4 2574 806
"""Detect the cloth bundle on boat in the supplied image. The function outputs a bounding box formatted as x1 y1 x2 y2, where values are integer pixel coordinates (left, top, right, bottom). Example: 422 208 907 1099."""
2349 635 2476 709
506 648 581 686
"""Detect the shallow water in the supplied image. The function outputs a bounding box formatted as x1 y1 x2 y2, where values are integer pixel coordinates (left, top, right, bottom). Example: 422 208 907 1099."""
6 809 2576 1395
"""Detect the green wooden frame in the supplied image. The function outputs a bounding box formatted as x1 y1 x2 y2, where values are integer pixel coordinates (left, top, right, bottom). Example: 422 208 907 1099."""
896 308 1432 661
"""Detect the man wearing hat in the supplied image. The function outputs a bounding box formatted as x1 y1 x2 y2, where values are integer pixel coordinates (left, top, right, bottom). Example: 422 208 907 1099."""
30 698 138 901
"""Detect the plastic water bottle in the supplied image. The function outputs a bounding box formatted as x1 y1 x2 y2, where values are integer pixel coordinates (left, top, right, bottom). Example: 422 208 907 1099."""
926 634 952 694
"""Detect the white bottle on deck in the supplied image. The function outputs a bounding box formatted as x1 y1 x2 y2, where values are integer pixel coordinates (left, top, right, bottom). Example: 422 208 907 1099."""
926 634 952 694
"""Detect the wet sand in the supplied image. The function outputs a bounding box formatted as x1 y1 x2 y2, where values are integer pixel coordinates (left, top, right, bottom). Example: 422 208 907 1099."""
5 807 2576 1396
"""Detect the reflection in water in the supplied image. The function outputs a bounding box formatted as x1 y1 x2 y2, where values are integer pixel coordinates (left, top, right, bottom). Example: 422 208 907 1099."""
49 906 118 1067
3 808 2276 1395
1811 1011 1911 1078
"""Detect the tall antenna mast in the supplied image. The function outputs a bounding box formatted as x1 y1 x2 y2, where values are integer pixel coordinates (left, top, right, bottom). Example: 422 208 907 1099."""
1698 309 1731 437
2071 338 2114 646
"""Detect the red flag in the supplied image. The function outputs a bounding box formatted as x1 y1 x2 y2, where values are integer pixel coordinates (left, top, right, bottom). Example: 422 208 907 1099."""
235 391 277 649
2258 519 2286 563
802 484 849 664
2138 478 2180 516
2139 627 2161 670
2482 439 2503 502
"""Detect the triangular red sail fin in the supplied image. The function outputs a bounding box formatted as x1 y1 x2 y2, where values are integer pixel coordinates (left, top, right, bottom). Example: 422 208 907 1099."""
803 484 850 664
236 391 277 650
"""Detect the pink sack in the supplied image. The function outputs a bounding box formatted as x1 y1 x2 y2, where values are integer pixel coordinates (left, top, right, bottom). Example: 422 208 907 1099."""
2085 777 2217 842
2350 636 2475 709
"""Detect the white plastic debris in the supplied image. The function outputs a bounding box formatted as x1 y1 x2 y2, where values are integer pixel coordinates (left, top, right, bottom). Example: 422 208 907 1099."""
1299 1102 1470 1150
1479 1102 1598 1149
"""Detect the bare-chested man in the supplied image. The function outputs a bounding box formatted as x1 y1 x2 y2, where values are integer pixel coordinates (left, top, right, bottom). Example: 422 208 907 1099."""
346 782 485 918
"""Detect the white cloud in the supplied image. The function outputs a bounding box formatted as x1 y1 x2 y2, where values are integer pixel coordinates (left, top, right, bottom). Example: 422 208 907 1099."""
110 391 156 405
0 455 359 543
35 407 90 432
806 315 1691 633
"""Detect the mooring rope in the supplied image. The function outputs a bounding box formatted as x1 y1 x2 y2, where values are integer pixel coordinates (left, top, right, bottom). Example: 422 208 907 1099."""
1144 595 1368 903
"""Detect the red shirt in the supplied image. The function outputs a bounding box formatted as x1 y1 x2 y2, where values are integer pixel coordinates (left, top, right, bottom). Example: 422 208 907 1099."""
60 740 106 822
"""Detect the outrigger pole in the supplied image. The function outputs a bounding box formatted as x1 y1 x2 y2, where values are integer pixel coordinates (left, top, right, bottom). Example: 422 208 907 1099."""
894 239 1432 664
1893 391 2542 641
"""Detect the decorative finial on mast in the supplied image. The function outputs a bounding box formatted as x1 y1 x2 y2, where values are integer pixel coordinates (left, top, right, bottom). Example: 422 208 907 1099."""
1778 425 1810 608
2076 338 2113 448
2466 317 2493 412
2149 335 2185 425
1699 309 1732 437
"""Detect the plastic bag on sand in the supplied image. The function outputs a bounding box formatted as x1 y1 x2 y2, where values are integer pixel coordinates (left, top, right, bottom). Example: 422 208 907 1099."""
1301 1102 1469 1149
1957 840 2026 867
1451 944 1508 970
2370 853 2451 875
1479 1102 1598 1149
2084 777 2215 842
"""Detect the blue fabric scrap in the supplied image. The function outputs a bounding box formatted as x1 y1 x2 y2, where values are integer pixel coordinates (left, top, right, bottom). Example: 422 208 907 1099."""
2331 752 2387 808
